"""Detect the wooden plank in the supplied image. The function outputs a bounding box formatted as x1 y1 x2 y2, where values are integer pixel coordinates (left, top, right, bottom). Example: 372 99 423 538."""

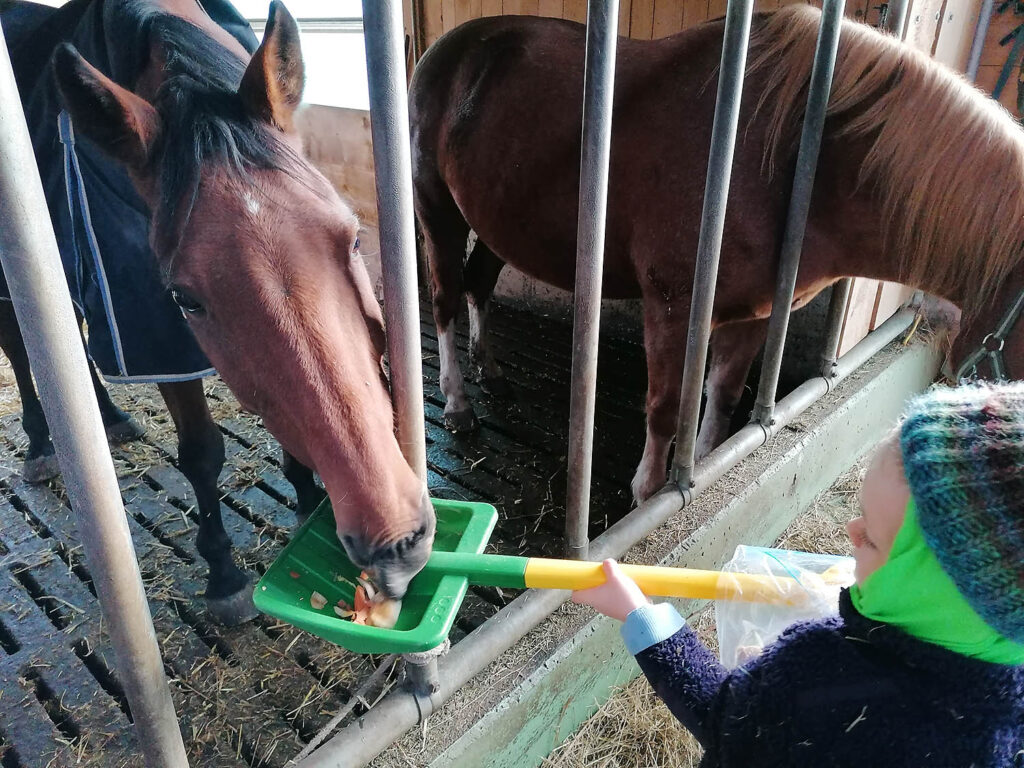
620 0 634 36
443 0 458 32
682 0 709 27
455 0 482 25
871 282 915 331
538 0 564 16
837 278 880 357
933 0 981 69
630 0 656 38
903 0 946 53
652 0 683 36
707 0 728 21
979 8 1022 67
562 0 588 22
422 0 445 46
482 0 504 16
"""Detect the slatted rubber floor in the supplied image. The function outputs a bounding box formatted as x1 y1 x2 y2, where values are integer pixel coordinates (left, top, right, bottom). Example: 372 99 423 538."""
0 299 648 767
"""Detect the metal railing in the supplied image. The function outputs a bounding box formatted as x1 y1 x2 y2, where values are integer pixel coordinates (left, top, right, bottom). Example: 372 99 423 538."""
298 0 894 765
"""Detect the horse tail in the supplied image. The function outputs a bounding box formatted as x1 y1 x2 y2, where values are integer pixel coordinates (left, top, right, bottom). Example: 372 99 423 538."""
749 5 1024 313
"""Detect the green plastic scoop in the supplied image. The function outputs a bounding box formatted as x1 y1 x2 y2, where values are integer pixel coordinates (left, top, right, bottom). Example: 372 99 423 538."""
254 498 825 654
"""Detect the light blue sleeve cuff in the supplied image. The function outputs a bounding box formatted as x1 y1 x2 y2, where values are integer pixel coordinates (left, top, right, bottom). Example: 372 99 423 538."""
621 602 687 655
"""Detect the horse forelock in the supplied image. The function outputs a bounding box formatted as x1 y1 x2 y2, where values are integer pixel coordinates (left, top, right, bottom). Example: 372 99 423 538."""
142 12 314 266
749 5 1024 316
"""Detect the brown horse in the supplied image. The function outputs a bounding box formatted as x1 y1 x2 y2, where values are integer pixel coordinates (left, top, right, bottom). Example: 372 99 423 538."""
1 0 433 623
410 5 1024 503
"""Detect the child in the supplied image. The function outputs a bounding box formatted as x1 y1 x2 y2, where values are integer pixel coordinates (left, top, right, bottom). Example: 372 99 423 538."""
574 383 1024 767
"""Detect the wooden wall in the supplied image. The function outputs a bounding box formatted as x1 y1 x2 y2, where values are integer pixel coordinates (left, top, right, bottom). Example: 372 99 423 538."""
414 0 879 53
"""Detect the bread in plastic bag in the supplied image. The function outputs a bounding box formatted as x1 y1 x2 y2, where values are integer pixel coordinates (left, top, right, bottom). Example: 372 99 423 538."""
715 545 855 669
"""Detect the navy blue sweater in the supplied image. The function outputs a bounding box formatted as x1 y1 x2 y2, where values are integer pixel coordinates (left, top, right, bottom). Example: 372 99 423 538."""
634 590 1024 767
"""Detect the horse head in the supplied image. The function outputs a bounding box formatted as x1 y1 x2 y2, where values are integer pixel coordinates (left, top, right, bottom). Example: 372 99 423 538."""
51 1 433 600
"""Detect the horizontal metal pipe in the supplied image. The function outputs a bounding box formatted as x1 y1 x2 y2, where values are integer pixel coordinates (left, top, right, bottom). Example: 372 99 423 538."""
672 0 755 489
0 27 188 768
300 308 916 768
752 0 845 427
362 0 427 483
965 0 995 83
566 0 619 561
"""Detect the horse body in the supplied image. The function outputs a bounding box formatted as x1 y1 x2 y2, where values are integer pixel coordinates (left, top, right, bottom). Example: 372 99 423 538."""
411 6 1024 503
1 0 433 621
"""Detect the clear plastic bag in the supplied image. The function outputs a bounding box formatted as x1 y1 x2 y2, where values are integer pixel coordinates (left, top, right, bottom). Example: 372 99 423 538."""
715 545 855 669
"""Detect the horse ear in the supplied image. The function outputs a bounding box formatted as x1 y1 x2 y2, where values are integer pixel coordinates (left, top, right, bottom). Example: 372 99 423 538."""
239 0 304 132
52 43 161 172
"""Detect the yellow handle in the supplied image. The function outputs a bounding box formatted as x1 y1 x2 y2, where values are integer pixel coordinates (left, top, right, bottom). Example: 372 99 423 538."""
524 558 818 607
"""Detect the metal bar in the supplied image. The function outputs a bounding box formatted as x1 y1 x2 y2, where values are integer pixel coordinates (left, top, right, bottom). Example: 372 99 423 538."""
752 0 845 427
362 0 427 484
965 0 995 83
670 0 755 490
820 278 853 377
0 29 188 768
565 0 619 561
885 0 910 38
295 304 916 768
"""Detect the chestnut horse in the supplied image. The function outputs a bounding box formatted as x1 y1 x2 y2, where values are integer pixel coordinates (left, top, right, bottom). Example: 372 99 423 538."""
410 5 1024 503
0 0 433 623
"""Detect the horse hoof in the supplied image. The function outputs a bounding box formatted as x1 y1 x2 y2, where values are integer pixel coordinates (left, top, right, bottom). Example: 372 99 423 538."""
207 588 259 626
105 417 145 445
22 455 60 484
444 408 478 433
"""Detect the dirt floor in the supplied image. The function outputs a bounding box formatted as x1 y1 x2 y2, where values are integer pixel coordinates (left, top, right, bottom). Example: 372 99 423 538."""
543 459 866 768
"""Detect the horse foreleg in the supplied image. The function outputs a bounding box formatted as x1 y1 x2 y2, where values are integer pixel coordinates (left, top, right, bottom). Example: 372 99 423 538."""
74 313 144 444
465 239 509 395
694 319 768 459
0 300 59 482
281 449 326 523
420 198 476 431
159 380 256 626
632 301 688 504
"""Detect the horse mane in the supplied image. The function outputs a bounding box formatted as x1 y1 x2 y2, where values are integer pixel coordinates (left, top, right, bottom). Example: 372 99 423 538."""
748 5 1024 312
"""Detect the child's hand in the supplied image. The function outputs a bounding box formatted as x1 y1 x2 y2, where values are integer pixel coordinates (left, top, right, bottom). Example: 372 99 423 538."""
571 559 650 622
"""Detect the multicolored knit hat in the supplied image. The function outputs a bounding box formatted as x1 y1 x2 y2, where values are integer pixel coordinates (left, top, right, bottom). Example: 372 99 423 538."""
899 382 1024 644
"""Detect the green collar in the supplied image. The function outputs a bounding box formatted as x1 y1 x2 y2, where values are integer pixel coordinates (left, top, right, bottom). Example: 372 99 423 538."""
850 499 1024 666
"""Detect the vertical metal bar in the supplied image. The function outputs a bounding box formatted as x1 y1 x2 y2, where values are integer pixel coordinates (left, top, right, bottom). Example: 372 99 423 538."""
885 0 910 38
670 0 754 490
0 29 188 768
820 277 853 377
966 0 996 83
362 0 427 484
751 0 845 427
565 0 619 560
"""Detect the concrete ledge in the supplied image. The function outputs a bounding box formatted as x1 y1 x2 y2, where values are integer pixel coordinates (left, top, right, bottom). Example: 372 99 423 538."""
428 339 940 768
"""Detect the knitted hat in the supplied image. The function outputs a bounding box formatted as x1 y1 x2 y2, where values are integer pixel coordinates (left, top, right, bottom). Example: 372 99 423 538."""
899 382 1024 644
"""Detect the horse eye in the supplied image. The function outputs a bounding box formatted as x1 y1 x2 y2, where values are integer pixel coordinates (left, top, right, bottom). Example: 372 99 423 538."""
352 237 361 253
170 287 204 316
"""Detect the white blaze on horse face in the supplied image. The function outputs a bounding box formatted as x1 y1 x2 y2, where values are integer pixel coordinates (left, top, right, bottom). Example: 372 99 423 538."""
631 426 672 504
437 322 471 417
243 191 260 215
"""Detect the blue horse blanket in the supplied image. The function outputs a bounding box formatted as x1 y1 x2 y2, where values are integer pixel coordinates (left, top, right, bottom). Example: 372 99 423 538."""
0 0 256 381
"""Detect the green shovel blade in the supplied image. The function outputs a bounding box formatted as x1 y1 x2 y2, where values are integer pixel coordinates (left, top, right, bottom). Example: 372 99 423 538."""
253 497 497 654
